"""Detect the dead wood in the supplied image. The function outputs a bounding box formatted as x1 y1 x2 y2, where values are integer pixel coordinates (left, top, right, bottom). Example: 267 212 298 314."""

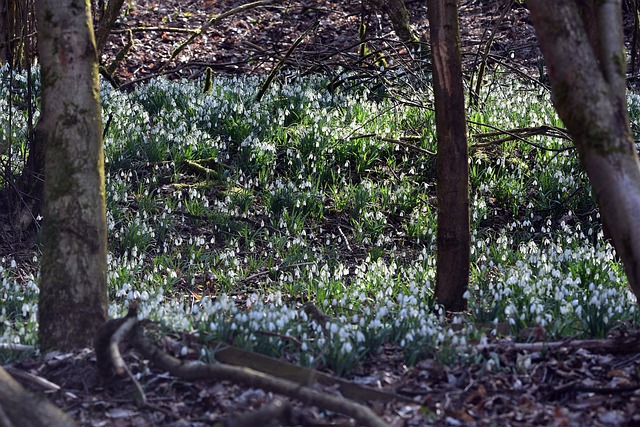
0 365 76 427
470 123 573 152
131 323 388 427
96 307 391 426
112 318 390 427
224 398 292 427
351 133 436 156
477 333 640 354
210 341 414 404
2 365 60 392
0 343 35 352
95 304 138 378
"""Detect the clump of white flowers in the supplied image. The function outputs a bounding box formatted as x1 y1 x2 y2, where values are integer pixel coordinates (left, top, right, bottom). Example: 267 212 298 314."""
1 67 639 374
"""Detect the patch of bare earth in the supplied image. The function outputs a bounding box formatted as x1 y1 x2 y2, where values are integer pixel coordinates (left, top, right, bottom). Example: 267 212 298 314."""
101 0 540 84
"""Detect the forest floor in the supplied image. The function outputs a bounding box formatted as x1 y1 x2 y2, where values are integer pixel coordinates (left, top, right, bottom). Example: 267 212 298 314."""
5 0 640 426
100 0 540 85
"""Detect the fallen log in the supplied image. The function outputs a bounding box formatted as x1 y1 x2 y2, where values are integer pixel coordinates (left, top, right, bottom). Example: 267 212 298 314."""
0 365 76 427
476 333 640 354
97 308 391 427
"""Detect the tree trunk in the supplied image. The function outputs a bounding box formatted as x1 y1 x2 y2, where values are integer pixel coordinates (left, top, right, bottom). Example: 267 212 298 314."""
3 0 42 231
93 0 125 53
366 0 421 45
14 122 45 231
529 0 640 301
428 0 470 311
35 0 109 350
12 0 122 232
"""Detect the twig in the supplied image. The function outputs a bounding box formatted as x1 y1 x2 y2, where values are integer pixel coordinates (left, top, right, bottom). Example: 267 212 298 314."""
111 26 198 34
241 262 315 283
255 20 318 102
351 133 436 155
547 380 640 400
121 356 148 406
469 0 515 108
102 113 113 139
2 366 60 391
474 125 570 141
470 121 574 152
161 0 281 71
337 224 353 253
573 384 640 394
613 353 640 369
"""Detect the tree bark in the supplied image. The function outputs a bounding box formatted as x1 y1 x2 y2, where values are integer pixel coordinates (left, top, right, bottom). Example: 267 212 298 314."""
35 0 109 350
93 0 125 53
15 122 45 231
529 0 640 301
366 0 421 45
428 0 470 311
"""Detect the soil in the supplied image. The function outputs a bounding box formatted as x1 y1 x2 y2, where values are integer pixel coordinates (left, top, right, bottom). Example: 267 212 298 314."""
100 0 540 86
5 1 640 426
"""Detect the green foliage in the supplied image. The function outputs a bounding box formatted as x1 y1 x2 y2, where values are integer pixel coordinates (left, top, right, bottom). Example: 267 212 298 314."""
2 67 640 374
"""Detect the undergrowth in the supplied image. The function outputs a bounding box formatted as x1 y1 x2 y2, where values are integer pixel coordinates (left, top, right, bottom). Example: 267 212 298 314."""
0 66 638 373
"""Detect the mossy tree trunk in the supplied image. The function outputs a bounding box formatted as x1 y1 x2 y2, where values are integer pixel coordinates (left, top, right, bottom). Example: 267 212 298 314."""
428 0 470 311
35 0 108 350
530 0 640 302
366 0 421 45
13 0 122 232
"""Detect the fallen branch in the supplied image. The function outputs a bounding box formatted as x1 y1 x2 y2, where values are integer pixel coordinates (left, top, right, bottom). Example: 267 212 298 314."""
95 305 148 405
470 123 573 152
210 339 413 403
2 366 60 392
111 26 198 34
0 365 76 427
477 333 640 354
351 133 436 155
127 320 389 427
0 343 35 352
225 398 292 427
95 305 138 378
